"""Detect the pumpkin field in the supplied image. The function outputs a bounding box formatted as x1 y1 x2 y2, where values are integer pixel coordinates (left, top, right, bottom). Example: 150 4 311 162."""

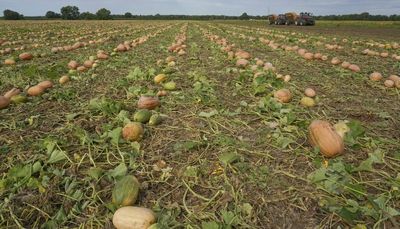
0 20 399 228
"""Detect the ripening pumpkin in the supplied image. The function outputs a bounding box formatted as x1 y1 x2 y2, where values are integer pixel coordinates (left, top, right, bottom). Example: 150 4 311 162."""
308 120 344 158
122 122 144 141
341 61 351 69
0 96 10 109
27 85 45 96
154 74 167 84
37 80 53 89
19 52 33 60
83 60 94 68
331 57 341 65
303 52 314 60
388 75 400 82
304 88 316 97
138 96 160 110
59 75 70 84
274 89 292 103
112 207 156 229
369 72 382 81
4 59 16 65
236 59 249 68
4 88 21 99
68 60 79 69
384 80 394 88
348 64 361 72
112 175 140 207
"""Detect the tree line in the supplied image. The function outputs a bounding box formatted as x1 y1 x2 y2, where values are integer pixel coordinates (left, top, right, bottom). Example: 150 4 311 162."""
2 7 400 21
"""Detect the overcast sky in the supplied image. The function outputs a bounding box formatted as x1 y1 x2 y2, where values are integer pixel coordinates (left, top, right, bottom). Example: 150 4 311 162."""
1 0 399 16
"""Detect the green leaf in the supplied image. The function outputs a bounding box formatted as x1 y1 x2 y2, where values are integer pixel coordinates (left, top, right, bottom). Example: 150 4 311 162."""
87 167 103 180
108 127 122 145
47 150 67 164
108 163 127 179
308 167 328 183
276 136 294 149
218 152 240 165
202 221 220 229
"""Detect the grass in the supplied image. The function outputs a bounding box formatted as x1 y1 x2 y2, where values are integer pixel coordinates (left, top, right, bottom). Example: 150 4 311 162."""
0 20 399 228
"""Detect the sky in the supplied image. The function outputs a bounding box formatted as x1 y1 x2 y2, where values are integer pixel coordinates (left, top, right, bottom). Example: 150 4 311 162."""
1 0 399 16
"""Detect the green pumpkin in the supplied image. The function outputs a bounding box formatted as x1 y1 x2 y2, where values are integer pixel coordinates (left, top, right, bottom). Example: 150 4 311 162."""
149 114 163 126
10 95 27 104
163 81 176 91
112 175 140 207
133 109 152 123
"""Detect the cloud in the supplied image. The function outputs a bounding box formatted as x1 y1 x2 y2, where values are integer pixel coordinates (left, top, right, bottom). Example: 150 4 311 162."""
0 0 399 16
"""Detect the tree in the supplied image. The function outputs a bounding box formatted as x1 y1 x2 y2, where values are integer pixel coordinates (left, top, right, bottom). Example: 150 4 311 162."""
239 12 250 20
60 6 80 20
124 12 133 18
80 12 96 20
45 11 61 19
3 9 23 20
96 8 111 20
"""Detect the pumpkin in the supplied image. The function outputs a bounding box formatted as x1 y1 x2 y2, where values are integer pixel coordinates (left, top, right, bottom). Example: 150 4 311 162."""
331 57 341 65
321 55 328 61
97 52 109 60
112 175 140 207
274 89 292 103
77 66 87 72
298 49 306 56
163 81 176 91
369 72 382 81
236 59 249 68
395 79 400 88
68 60 79 69
388 75 400 82
19 52 33 60
154 74 167 84
235 50 251 59
308 120 344 158
380 52 389 58
256 59 264 66
348 64 360 72
314 53 322 59
27 85 45 96
83 60 94 68
178 49 186 56
0 96 10 109
384 80 394 88
165 56 176 63
122 122 144 141
156 90 168 97
304 88 316 97
283 75 291 82
138 96 160 110
4 88 21 99
300 97 315 107
37 80 53 89
116 44 127 52
112 207 156 229
341 61 351 69
303 52 314 60
4 59 16 65
59 75 70 84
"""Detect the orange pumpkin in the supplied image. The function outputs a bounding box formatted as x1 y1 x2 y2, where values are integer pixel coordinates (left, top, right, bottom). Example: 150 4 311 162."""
308 120 344 158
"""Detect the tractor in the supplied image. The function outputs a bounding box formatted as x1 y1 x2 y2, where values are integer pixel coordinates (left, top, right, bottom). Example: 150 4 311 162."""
275 14 287 25
295 12 315 26
268 14 277 25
